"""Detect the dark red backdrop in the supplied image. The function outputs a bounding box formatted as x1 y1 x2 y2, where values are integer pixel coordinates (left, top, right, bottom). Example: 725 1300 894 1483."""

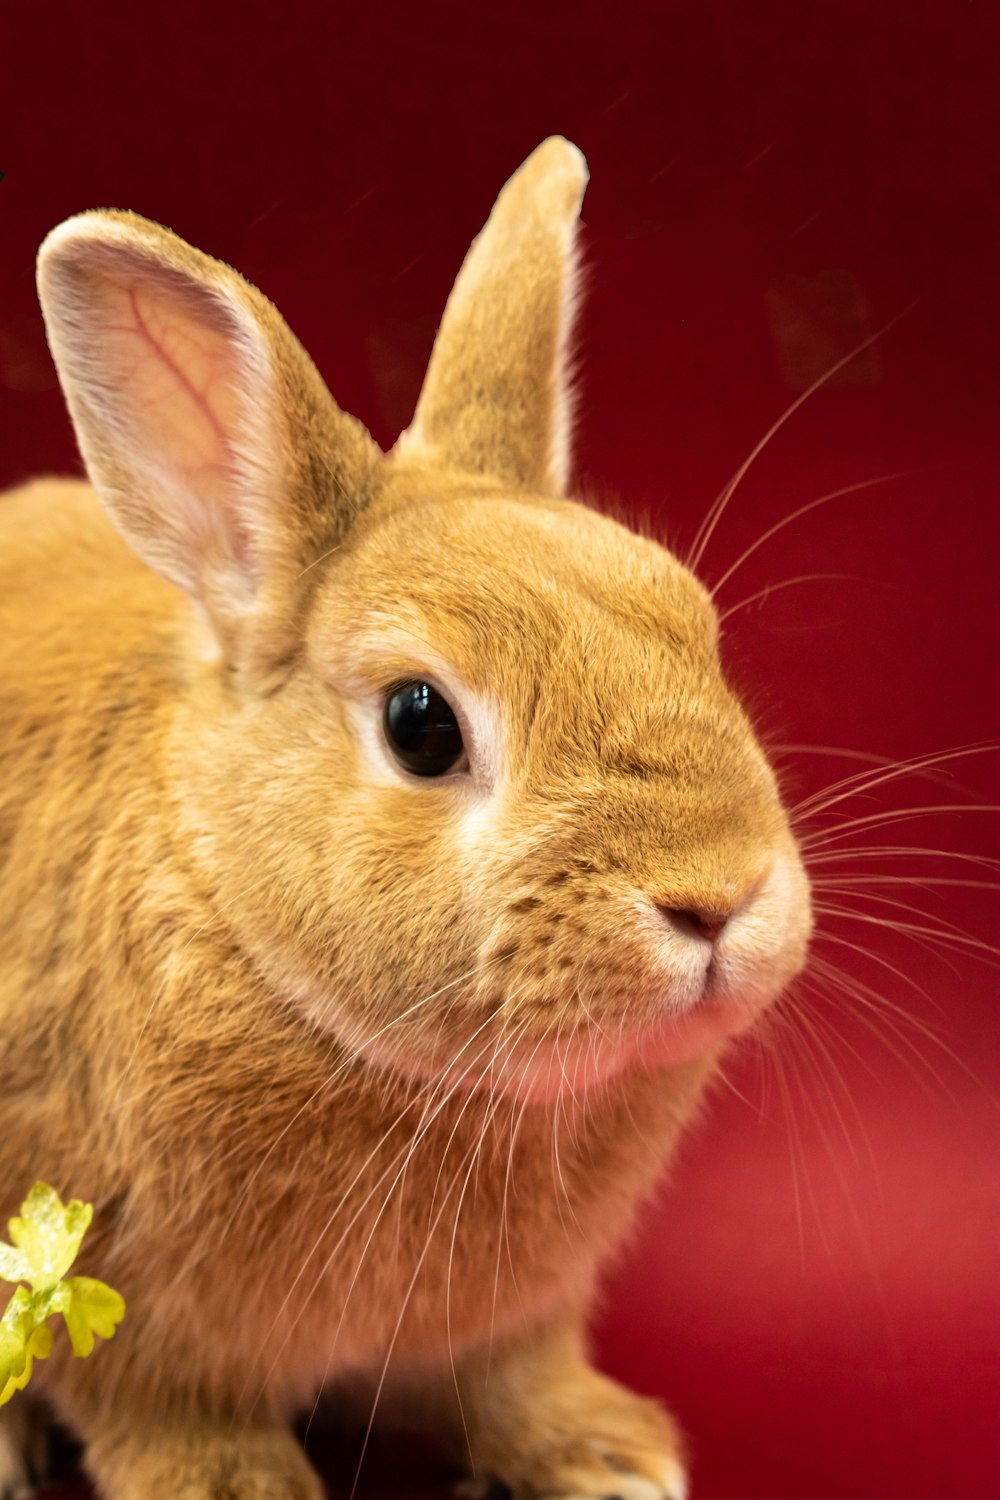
2 4 998 1496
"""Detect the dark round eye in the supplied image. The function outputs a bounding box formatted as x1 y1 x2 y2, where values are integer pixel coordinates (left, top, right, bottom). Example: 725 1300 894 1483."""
382 681 465 778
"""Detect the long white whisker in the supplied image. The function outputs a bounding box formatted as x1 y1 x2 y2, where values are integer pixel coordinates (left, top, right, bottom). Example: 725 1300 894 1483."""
346 1031 525 1500
719 571 875 624
222 955 506 1238
444 1008 533 1469
803 957 968 1103
807 844 1000 872
686 302 917 571
812 883 999 951
241 1008 505 1419
708 468 943 597
801 804 1000 850
486 1025 553 1377
792 743 996 821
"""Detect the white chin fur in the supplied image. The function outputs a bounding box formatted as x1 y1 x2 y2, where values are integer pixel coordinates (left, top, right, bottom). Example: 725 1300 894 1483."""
273 935 786 1104
492 999 767 1103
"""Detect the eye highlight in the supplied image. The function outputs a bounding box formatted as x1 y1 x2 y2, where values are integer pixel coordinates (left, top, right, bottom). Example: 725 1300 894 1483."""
382 681 466 778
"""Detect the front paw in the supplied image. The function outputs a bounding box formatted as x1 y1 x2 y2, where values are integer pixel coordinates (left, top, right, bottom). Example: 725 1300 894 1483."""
463 1367 687 1500
472 1446 687 1500
85 1421 325 1500
460 1458 687 1500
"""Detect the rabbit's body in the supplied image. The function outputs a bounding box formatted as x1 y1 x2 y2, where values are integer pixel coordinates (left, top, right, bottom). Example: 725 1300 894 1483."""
0 472 705 1401
0 140 810 1499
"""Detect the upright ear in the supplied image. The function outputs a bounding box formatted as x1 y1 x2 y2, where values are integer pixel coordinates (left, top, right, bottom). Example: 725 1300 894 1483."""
37 211 382 678
395 136 588 496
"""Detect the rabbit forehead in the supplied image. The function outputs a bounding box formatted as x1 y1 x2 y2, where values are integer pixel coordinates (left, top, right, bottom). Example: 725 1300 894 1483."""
309 484 718 691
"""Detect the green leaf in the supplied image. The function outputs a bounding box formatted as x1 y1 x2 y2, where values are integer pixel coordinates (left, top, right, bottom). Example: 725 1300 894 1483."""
6 1184 93 1293
50 1277 126 1358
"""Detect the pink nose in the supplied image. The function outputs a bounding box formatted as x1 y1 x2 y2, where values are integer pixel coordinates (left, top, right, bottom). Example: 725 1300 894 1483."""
656 904 732 945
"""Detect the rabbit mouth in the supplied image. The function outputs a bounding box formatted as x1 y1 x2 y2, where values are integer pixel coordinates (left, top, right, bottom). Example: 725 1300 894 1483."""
481 988 770 1102
374 962 787 1104
322 953 791 1107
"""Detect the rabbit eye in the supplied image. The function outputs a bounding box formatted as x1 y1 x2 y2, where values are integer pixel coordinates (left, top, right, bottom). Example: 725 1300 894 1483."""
382 681 466 778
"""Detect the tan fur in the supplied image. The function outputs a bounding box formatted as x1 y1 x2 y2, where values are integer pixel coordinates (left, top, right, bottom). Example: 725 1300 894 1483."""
0 139 810 1499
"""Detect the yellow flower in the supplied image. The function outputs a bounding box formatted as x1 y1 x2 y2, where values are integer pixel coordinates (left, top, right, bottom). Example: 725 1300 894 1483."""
0 1184 125 1406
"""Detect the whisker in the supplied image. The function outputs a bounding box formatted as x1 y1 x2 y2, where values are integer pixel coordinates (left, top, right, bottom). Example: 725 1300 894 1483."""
346 1033 529 1500
241 1010 506 1419
783 1002 872 1172
550 1028 587 1246
219 954 508 1243
443 1011 533 1468
718 572 874 624
302 1015 522 1449
487 1026 552 1377
755 1012 810 1264
782 984 883 1096
811 926 943 1011
776 999 900 1308
806 844 1000 872
802 958 964 1105
801 804 1000 850
805 942 993 1099
814 873 1000 897
812 900 1000 966
791 743 997 820
810 892 977 979
168 960 510 1300
686 302 918 572
708 467 946 598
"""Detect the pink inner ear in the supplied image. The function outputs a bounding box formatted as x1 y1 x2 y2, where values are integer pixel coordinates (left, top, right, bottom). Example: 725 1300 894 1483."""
96 267 258 574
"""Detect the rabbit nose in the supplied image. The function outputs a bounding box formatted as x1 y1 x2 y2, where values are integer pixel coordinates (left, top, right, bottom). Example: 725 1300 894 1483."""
656 903 733 945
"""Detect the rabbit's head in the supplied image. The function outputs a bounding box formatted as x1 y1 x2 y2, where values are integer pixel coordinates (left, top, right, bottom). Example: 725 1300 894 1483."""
37 139 811 1101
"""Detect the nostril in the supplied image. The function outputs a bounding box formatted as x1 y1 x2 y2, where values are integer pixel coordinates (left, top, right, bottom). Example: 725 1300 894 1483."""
658 905 731 944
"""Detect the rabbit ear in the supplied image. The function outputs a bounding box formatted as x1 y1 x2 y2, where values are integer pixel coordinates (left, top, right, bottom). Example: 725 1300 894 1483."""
396 136 588 496
37 211 382 677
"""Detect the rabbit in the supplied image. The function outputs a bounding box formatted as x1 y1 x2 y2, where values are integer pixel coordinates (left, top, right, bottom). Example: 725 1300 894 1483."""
0 136 811 1500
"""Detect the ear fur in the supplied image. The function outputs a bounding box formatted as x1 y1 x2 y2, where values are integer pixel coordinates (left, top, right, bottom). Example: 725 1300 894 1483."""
37 211 382 677
395 136 588 496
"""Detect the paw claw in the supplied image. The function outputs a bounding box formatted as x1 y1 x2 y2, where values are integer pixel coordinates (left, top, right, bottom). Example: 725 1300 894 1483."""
533 1464 687 1500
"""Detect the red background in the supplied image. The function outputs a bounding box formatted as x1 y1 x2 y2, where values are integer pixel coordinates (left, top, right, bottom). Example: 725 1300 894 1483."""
2 4 998 1496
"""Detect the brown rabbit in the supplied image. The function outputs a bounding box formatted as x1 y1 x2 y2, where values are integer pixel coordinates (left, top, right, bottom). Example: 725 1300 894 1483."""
0 138 811 1500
